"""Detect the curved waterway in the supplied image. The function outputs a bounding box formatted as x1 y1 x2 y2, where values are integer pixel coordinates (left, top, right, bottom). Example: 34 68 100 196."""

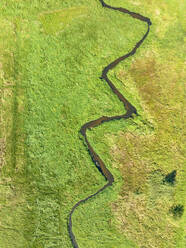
68 1 152 247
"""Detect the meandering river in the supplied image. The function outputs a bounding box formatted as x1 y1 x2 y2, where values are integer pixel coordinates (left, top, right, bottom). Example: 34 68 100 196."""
68 1 152 247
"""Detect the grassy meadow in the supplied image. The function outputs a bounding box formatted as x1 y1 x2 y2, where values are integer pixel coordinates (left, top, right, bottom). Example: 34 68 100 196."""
0 0 185 247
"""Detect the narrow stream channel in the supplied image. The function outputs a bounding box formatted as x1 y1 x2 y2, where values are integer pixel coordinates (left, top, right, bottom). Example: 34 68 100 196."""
68 1 152 247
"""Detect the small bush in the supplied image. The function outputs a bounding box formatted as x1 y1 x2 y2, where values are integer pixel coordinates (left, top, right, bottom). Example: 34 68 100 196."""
170 204 184 218
163 170 176 185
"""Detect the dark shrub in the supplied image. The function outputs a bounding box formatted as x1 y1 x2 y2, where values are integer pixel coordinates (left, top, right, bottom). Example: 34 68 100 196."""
170 204 184 218
163 170 176 185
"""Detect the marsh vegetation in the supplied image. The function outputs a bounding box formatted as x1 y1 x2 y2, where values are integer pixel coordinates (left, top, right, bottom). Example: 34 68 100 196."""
0 0 185 247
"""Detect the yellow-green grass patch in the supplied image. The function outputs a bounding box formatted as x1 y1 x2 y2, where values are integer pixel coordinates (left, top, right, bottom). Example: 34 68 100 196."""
39 6 88 34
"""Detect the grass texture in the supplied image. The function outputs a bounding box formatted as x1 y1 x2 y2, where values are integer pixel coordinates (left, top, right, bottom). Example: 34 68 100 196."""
0 0 185 247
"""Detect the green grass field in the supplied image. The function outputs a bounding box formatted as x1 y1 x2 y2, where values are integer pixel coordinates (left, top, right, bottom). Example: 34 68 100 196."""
0 0 185 247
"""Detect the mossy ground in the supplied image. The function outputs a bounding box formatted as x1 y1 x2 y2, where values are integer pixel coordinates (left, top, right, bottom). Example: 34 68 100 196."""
0 0 185 247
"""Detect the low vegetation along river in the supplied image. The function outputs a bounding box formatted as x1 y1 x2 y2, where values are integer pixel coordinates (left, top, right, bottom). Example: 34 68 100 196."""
68 1 152 247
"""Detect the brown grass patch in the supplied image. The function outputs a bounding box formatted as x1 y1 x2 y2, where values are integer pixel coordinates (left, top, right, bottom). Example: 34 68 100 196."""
111 132 154 194
112 192 177 248
0 138 6 168
110 49 185 247
0 84 14 169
